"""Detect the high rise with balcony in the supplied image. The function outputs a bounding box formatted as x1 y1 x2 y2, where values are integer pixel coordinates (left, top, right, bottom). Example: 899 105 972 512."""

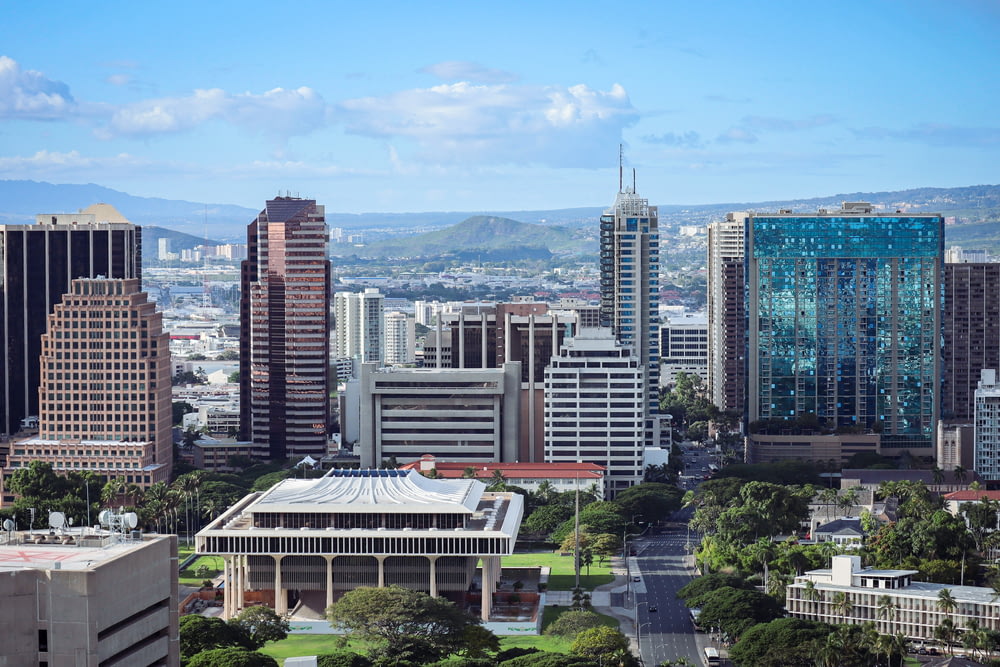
384 311 415 365
240 197 330 460
6 278 171 487
0 205 141 436
599 184 659 445
706 213 747 414
746 202 943 456
333 288 384 365
974 369 1000 481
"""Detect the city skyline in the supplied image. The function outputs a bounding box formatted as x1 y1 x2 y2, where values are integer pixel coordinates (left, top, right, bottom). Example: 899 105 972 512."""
1 1 998 214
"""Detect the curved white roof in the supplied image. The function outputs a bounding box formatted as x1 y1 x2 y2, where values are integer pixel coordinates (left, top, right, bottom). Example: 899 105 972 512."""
252 469 485 514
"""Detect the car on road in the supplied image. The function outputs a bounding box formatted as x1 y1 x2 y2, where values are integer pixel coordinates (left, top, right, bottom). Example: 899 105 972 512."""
649 605 657 612
633 576 641 582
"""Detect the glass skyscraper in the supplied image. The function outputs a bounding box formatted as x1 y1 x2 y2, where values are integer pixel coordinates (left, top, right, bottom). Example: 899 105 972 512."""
746 202 943 453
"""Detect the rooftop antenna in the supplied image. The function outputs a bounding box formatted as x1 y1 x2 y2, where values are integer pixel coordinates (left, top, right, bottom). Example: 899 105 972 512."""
618 144 624 193
633 168 636 193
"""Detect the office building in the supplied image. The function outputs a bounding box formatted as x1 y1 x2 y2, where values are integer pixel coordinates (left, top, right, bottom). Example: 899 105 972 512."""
0 205 141 436
0 530 178 666
195 469 523 623
5 278 172 488
706 213 747 414
787 555 1000 642
746 203 943 457
334 288 385 364
599 183 660 445
660 312 709 388
544 328 646 495
942 260 1000 420
974 369 1000 481
240 197 330 460
356 362 521 468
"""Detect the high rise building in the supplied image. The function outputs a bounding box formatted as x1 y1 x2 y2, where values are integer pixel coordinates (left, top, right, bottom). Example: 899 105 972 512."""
974 369 1000 481
333 288 384 364
942 260 1000 421
383 311 415 365
599 184 659 445
4 278 172 487
660 312 709 389
0 205 141 436
544 328 646 495
240 197 330 460
746 202 943 456
706 213 747 414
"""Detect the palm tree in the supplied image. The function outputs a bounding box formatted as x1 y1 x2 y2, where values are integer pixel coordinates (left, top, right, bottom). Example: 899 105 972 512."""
488 469 507 491
534 480 555 504
934 617 958 655
937 588 958 621
954 465 968 484
802 580 822 615
748 537 776 591
462 466 477 479
931 465 945 485
837 488 860 518
832 591 854 625
876 594 898 632
101 476 127 506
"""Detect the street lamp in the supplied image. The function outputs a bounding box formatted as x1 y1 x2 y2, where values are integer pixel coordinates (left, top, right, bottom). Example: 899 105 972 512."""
637 622 651 656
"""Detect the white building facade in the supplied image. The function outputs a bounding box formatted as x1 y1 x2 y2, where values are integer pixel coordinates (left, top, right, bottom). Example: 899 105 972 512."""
384 311 415 365
334 288 385 364
975 369 1000 480
544 328 646 496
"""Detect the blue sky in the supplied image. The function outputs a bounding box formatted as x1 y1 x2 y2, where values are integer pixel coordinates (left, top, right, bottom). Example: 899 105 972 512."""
1 0 998 213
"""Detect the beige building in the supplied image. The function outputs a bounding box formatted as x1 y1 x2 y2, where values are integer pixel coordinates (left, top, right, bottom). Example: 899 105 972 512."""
788 555 1000 642
4 278 172 491
0 528 179 665
195 469 523 623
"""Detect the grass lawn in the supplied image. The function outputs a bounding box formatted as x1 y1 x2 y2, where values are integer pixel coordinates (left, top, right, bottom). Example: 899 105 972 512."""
257 606 621 665
178 555 224 586
502 552 614 590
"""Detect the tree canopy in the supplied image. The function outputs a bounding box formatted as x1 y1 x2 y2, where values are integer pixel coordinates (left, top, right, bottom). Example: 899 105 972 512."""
728 617 834 667
228 606 289 649
326 586 481 661
186 648 278 667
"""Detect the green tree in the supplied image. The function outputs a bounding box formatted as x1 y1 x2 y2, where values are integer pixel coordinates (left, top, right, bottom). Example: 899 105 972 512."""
186 648 278 667
934 617 958 655
569 626 634 664
832 591 854 624
590 533 623 565
522 504 571 536
173 400 195 425
676 573 754 604
459 624 501 660
728 617 833 667
228 605 290 649
326 586 478 661
612 482 683 524
688 586 785 638
316 653 372 667
544 610 607 638
179 615 252 660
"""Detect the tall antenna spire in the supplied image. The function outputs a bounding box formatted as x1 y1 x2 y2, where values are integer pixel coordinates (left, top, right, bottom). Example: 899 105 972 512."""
618 144 623 193
633 168 636 193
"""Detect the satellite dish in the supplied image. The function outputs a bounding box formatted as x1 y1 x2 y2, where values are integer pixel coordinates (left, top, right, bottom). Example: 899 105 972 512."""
125 512 138 529
48 512 66 529
2 519 14 531
98 510 112 527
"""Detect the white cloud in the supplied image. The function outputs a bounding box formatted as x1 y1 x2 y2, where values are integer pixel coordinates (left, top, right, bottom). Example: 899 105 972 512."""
336 82 637 168
106 74 132 87
100 86 327 139
716 127 758 144
0 56 75 119
420 61 517 84
0 150 150 176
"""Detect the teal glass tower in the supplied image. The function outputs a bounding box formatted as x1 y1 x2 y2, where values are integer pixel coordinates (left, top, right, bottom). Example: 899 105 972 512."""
746 202 943 454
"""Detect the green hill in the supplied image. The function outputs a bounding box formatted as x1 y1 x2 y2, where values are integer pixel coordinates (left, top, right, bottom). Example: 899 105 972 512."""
342 215 588 259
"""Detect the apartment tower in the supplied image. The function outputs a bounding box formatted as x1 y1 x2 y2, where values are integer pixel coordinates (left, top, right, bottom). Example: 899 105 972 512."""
746 203 944 456
240 197 331 460
942 259 1000 420
706 213 747 414
333 288 385 364
0 205 141 436
599 181 660 445
6 278 172 487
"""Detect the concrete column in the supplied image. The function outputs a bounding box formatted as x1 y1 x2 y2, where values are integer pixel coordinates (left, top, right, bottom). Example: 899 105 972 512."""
222 555 232 620
480 312 487 365
274 555 286 615
429 556 438 597
377 556 385 588
236 556 245 611
326 556 334 609
480 557 492 621
458 314 465 368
